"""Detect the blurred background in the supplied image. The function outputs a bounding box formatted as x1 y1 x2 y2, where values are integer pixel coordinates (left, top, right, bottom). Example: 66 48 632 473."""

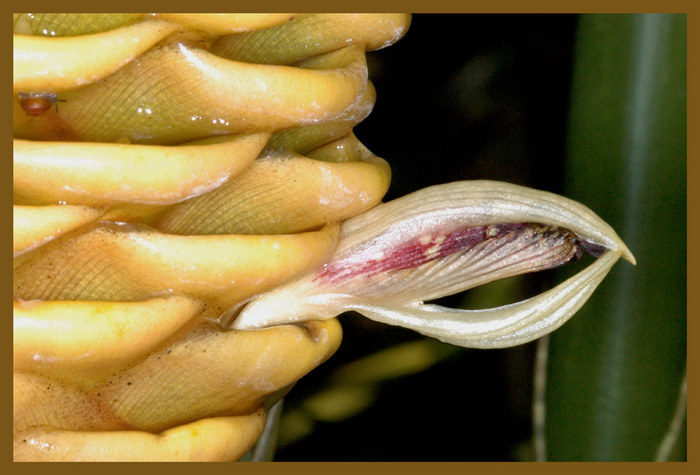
273 14 686 461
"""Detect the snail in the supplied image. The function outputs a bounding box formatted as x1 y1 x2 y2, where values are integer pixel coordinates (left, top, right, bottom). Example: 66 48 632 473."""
18 92 64 116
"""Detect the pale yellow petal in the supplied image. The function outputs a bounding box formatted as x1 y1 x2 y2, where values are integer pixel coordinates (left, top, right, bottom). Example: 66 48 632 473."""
338 180 635 264
233 181 635 335
340 250 621 348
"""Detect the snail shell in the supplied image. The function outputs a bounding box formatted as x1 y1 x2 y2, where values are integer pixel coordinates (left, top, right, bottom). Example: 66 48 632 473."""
18 92 61 116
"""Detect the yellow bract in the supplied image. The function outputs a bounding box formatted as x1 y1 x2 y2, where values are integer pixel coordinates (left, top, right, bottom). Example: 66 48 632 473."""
155 13 299 34
13 43 370 144
13 204 104 257
14 410 267 462
13 20 178 92
212 14 411 65
14 134 269 206
14 320 341 436
13 13 410 461
155 141 391 235
13 296 203 387
14 222 339 308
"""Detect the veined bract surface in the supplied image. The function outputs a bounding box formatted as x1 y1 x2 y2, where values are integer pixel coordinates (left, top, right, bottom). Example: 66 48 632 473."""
13 13 634 462
13 13 407 461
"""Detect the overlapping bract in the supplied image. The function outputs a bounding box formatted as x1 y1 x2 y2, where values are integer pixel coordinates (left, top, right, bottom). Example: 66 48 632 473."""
12 13 410 461
13 13 635 462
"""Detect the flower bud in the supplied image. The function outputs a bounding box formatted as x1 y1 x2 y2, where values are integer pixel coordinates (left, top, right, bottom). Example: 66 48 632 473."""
233 180 635 348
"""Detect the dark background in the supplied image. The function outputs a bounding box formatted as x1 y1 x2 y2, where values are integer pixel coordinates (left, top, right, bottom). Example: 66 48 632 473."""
276 14 579 461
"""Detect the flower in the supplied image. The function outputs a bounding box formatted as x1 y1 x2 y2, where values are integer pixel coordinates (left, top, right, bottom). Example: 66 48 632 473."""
233 180 635 348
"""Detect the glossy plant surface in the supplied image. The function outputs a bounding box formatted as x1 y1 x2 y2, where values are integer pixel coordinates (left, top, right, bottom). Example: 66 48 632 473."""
13 13 409 461
13 13 640 462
